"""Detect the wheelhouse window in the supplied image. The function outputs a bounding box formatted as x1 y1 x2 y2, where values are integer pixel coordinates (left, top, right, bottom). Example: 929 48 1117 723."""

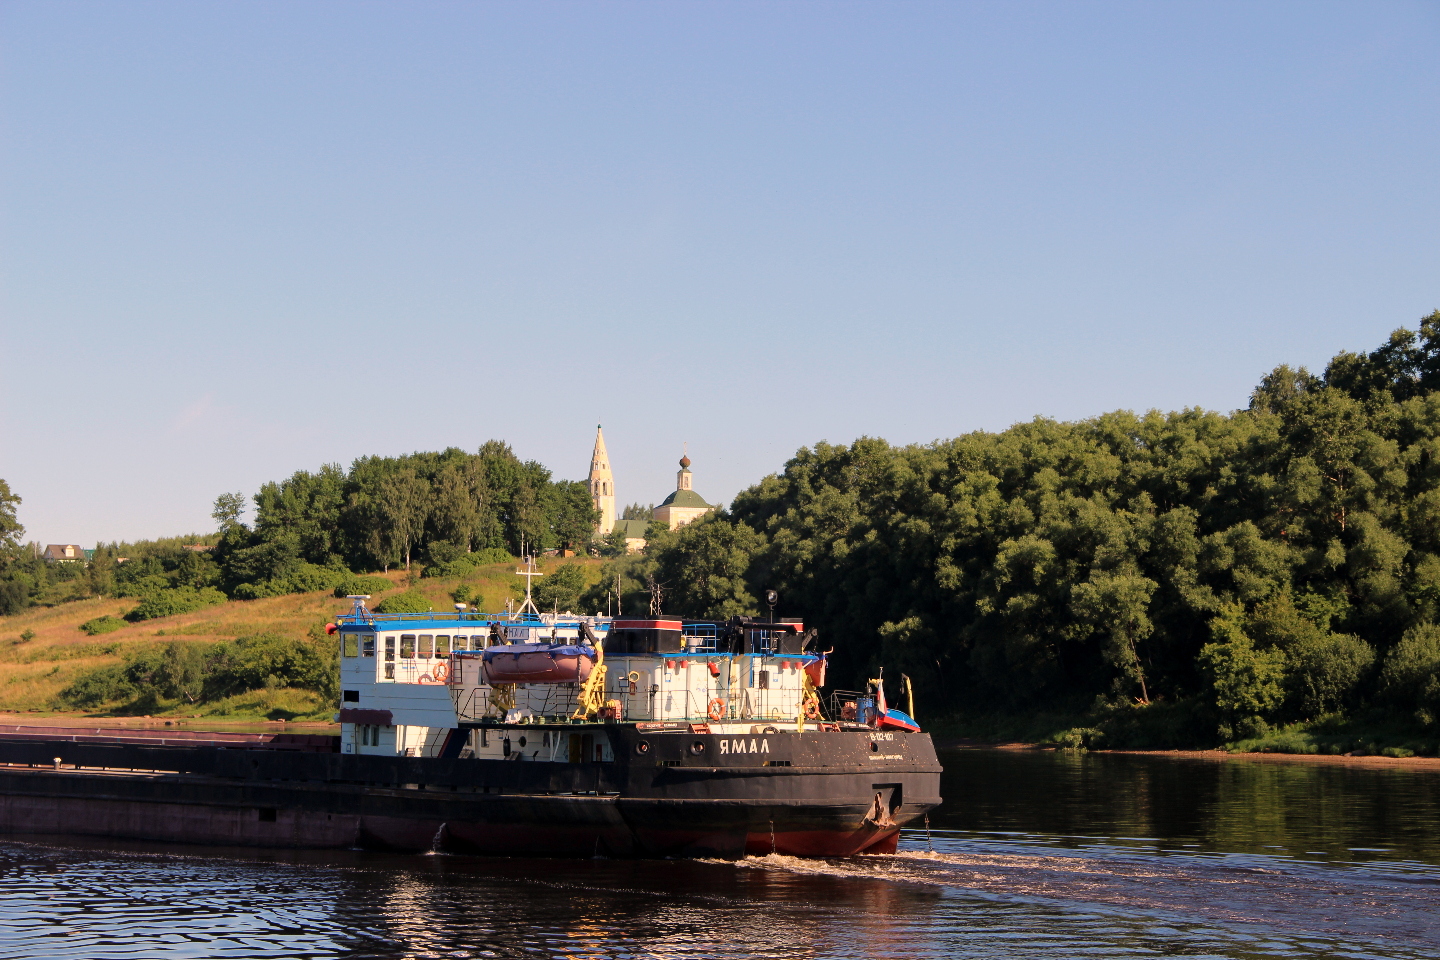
418 635 433 659
435 636 451 657
400 635 416 659
343 635 359 657
383 636 396 661
361 634 375 657
451 636 467 652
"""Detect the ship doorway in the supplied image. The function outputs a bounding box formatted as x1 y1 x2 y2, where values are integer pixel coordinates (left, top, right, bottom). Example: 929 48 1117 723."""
564 733 599 763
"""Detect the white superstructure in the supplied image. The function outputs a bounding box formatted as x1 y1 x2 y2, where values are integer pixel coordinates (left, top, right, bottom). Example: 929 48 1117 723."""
334 600 824 762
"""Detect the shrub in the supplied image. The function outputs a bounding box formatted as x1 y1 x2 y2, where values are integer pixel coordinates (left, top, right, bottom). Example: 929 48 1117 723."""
424 540 466 567
468 547 512 565
80 616 127 636
1287 633 1375 718
1198 611 1286 725
1380 622 1440 715
125 587 227 622
333 575 392 598
450 584 482 608
58 634 338 710
58 663 134 708
0 579 29 615
421 547 514 579
1050 726 1105 749
374 590 430 614
534 562 588 611
233 562 352 600
1225 728 1319 754
424 559 468 579
202 633 337 701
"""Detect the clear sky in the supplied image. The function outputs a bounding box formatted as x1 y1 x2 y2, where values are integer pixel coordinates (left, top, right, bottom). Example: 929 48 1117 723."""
3 1 1438 545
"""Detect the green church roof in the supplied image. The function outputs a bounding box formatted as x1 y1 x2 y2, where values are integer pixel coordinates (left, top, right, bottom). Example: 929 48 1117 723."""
659 489 711 509
614 519 651 538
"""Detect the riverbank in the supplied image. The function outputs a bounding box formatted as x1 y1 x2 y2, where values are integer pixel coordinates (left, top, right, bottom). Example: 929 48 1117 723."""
0 714 338 733
929 705 1440 762
933 736 1440 770
1103 748 1440 770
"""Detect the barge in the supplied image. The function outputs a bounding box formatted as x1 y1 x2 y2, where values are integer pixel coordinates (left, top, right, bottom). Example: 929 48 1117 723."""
0 596 941 858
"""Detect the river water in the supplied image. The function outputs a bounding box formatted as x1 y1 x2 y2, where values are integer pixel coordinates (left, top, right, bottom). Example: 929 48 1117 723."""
2 748 1438 960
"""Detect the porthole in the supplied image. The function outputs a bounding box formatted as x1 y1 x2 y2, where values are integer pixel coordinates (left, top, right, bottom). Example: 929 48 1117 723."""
689 740 707 756
518 736 527 749
635 740 650 754
870 742 880 752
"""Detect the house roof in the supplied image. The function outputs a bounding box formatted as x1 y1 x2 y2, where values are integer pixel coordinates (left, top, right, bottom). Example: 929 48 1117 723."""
658 489 711 509
41 544 85 561
613 519 651 539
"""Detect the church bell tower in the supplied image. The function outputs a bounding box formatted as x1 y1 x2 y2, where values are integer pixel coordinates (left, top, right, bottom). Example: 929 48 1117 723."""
589 425 616 535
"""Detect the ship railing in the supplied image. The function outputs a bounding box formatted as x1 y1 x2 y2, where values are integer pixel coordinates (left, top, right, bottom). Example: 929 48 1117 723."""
452 683 588 723
339 611 605 627
826 689 874 724
681 623 720 654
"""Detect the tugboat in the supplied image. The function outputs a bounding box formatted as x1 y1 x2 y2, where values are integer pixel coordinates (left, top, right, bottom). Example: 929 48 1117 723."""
0 588 942 858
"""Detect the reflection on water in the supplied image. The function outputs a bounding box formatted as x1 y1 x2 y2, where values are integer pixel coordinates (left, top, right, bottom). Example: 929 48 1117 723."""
2 747 1439 960
933 748 1440 865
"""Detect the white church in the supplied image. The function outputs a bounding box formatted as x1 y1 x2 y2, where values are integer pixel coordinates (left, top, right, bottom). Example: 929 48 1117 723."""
588 426 715 551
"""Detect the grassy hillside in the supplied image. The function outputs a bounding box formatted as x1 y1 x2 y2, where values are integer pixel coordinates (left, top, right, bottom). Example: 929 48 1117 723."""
0 556 604 720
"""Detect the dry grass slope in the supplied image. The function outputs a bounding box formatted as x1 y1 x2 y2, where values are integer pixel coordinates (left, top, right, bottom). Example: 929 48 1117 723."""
0 556 604 719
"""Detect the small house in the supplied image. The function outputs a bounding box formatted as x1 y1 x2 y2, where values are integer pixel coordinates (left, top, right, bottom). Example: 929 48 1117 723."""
41 544 87 563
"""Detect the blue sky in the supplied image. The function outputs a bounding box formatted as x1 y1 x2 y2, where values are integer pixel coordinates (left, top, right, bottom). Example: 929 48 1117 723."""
3 1 1438 544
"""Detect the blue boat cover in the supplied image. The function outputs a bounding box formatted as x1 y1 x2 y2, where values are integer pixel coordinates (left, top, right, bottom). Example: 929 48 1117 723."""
481 643 596 663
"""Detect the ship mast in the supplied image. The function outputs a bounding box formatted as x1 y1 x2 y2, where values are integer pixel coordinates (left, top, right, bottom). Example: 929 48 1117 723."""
513 555 544 619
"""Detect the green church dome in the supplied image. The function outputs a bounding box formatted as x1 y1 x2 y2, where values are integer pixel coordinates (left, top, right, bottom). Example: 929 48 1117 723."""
659 489 711 509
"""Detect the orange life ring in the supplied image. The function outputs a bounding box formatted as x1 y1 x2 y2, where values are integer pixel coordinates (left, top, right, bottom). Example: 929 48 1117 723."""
431 661 449 682
708 698 726 722
803 698 820 719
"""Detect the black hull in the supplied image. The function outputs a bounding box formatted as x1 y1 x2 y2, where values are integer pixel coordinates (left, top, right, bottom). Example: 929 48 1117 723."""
0 727 941 859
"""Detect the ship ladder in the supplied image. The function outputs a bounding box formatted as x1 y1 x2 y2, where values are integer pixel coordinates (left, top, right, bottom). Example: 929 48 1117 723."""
797 671 822 732
571 634 608 720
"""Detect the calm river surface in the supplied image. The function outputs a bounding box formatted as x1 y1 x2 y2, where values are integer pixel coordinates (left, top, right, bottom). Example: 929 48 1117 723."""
2 748 1438 960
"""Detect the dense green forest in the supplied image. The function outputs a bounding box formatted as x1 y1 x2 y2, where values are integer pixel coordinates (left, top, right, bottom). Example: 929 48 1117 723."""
590 313 1440 750
0 441 596 616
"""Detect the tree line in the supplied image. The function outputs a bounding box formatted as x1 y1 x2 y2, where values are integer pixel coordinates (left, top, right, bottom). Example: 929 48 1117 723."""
211 441 595 597
603 312 1440 746
0 440 597 613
